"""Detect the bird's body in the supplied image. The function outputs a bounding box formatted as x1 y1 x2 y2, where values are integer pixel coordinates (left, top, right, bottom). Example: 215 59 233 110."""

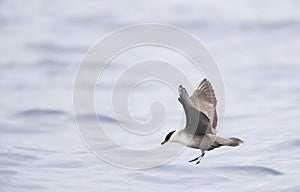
167 130 216 150
161 79 243 164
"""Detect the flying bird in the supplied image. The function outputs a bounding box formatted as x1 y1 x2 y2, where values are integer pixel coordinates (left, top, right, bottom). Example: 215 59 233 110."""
161 79 243 164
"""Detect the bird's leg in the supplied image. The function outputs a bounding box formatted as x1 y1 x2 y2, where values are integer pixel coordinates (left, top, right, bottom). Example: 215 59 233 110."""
188 156 200 163
195 152 205 164
188 151 205 163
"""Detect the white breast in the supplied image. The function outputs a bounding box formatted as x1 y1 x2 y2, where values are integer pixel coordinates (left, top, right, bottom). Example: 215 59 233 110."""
174 131 216 151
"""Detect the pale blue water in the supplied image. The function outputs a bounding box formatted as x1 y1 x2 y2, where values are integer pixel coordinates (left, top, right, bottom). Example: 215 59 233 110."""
1 0 300 191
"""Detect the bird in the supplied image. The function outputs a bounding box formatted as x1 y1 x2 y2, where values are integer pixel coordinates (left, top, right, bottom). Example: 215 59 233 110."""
161 79 243 164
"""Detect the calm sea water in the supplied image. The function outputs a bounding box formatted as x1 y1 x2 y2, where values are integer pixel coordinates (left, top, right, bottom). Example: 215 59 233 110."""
1 0 300 191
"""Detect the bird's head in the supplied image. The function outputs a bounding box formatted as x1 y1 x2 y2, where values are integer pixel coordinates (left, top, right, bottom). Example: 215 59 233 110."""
161 130 176 145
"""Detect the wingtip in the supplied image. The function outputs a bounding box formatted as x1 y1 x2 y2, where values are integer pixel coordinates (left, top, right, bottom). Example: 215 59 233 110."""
198 78 210 88
202 78 209 83
178 84 184 93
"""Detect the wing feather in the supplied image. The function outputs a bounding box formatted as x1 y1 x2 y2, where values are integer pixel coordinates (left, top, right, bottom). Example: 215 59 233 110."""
190 79 218 130
178 85 212 135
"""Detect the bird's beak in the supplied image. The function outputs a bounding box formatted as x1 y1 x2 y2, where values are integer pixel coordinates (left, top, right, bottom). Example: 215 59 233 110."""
161 141 166 145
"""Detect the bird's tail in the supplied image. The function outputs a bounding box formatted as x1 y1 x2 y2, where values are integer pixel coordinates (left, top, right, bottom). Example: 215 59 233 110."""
207 137 243 151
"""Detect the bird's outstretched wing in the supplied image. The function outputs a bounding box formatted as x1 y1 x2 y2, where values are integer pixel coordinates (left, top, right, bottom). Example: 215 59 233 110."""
178 85 212 135
190 79 218 131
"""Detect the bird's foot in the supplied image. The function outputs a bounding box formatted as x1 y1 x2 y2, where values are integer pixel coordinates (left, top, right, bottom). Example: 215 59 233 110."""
194 153 205 164
195 157 203 164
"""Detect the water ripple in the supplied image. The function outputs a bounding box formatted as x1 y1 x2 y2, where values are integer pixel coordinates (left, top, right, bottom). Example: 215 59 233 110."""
13 109 67 117
216 165 283 176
